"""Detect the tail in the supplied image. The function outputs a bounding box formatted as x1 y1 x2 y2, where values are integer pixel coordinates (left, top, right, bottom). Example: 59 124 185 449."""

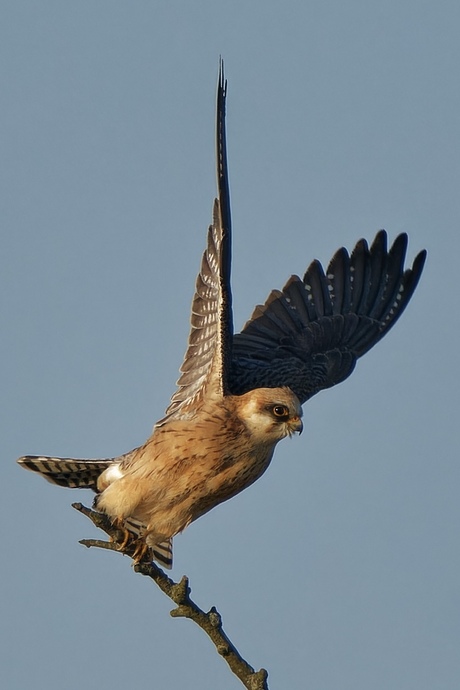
18 451 174 569
124 516 174 570
17 455 121 489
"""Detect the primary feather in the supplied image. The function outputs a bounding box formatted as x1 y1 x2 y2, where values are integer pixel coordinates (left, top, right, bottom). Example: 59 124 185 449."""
17 62 425 570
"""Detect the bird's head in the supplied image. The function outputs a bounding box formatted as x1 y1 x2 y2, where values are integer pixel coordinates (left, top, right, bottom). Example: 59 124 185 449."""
235 387 303 444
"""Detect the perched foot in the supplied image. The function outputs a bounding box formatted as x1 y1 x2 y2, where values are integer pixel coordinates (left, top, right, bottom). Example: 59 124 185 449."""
111 517 133 550
110 519 151 563
131 540 152 565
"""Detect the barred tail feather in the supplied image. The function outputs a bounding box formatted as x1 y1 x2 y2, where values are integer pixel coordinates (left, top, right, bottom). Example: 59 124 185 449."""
150 539 173 569
18 453 174 568
17 455 114 489
124 516 173 569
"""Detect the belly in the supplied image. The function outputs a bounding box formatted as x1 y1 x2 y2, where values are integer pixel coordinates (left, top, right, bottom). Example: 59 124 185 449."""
144 445 275 538
98 414 276 542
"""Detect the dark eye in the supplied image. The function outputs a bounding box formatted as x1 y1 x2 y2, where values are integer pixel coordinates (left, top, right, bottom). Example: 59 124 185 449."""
272 405 289 418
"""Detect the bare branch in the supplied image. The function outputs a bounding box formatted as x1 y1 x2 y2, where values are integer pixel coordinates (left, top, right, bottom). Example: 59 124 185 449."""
72 503 269 690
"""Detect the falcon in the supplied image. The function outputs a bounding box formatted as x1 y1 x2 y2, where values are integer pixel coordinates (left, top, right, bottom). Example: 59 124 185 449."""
18 64 426 569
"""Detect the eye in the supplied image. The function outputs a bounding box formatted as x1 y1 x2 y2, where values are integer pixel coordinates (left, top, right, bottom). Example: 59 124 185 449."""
272 405 289 419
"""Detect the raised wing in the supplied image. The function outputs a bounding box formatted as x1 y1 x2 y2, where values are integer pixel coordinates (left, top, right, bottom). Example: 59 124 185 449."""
159 61 233 424
230 231 426 404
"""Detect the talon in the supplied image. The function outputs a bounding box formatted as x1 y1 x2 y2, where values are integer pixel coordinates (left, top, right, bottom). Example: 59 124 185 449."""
111 517 133 550
131 541 151 564
117 529 133 550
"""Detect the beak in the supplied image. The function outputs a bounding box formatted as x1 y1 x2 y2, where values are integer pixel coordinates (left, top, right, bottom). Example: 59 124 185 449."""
289 416 303 436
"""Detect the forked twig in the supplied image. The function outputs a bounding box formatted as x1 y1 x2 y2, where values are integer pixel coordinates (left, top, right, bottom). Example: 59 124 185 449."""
72 502 269 690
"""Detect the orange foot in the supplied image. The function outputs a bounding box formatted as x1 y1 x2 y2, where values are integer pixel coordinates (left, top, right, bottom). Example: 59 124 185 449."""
131 540 152 564
111 517 133 550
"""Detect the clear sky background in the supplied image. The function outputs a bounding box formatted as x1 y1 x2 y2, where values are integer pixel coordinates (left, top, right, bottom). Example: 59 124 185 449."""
2 2 459 689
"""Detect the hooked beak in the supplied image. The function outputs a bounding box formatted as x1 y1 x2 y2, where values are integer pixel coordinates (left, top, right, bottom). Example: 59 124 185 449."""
288 416 303 436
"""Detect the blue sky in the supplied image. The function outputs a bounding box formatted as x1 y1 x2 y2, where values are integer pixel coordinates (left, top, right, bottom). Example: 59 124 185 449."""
2 2 459 689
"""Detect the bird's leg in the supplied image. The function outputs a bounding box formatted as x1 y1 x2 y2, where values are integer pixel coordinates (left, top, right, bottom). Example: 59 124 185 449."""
111 517 133 550
131 540 151 565
107 516 151 562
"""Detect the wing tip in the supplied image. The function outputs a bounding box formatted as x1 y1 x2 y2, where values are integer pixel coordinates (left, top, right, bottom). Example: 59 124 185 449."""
218 56 226 94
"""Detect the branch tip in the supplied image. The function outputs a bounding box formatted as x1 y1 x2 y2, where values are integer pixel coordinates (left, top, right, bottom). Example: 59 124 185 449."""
73 500 270 688
208 607 222 628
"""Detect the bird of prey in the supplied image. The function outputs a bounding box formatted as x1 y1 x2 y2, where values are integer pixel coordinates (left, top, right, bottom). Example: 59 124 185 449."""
18 64 426 569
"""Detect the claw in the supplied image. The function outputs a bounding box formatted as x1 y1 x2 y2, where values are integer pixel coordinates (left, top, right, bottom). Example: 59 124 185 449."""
131 540 151 564
108 517 151 563
110 517 133 550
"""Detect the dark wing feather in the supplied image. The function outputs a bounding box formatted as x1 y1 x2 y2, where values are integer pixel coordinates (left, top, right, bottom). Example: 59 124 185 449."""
230 231 426 404
159 61 233 424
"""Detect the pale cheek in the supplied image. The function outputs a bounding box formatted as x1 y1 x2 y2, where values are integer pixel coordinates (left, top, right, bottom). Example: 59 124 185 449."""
244 415 284 442
245 414 270 434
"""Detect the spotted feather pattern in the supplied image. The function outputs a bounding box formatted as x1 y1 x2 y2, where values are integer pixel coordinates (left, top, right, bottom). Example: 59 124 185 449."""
230 231 426 403
16 64 427 572
161 62 232 424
